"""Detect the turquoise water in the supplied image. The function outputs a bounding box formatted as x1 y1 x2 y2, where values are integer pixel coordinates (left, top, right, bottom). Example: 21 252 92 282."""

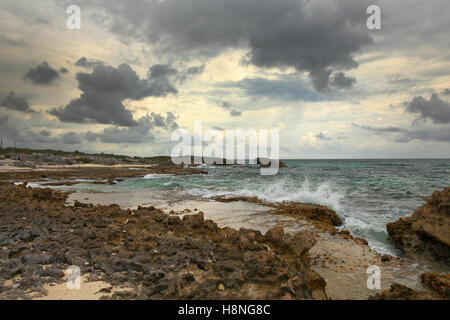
53 159 450 255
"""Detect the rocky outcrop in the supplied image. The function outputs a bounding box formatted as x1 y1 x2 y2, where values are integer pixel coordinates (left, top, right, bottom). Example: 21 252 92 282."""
213 196 343 235
267 203 343 234
420 273 450 299
369 283 437 300
256 158 287 168
373 273 450 300
0 183 326 300
386 187 450 264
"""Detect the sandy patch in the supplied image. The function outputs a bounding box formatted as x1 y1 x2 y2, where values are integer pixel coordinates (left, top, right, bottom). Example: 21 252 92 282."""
36 275 132 300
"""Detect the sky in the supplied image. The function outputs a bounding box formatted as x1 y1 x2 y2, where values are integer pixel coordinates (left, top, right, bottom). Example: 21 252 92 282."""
0 0 449 159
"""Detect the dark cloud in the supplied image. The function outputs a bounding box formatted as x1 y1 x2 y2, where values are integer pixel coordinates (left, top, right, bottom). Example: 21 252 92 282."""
61 132 82 145
219 101 242 117
74 57 104 69
443 89 450 95
85 113 178 144
353 122 450 143
316 132 332 141
186 65 206 75
230 109 242 117
151 111 179 130
49 63 178 127
372 0 450 59
221 102 232 109
24 61 60 85
94 0 373 92
149 64 205 83
220 77 324 102
405 94 450 124
330 72 356 89
40 130 51 137
149 64 178 79
352 123 405 133
1 92 35 113
0 120 56 145
59 67 69 74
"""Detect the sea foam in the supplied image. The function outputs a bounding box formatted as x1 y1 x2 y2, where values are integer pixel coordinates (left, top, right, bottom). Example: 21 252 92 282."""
188 178 344 213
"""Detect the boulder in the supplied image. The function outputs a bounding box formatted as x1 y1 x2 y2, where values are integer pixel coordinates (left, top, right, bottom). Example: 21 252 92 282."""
387 187 450 264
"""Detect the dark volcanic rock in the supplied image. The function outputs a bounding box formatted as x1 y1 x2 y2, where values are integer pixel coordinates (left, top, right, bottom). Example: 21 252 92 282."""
0 182 326 300
387 187 450 264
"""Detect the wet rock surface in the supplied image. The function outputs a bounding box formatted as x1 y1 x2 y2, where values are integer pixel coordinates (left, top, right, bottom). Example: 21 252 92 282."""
387 187 450 265
0 183 325 300
213 196 343 235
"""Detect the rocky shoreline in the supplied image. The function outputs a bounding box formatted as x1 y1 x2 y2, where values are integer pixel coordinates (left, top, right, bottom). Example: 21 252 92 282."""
0 168 449 300
387 187 450 265
0 182 327 300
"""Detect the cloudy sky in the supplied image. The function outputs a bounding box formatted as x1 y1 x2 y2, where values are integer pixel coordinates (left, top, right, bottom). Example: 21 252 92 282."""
0 0 449 158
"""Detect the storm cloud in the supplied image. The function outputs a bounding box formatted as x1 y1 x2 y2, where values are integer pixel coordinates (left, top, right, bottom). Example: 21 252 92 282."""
74 57 104 69
85 113 178 144
405 94 450 124
220 77 324 102
186 65 206 76
24 61 60 85
316 132 332 141
220 101 242 117
353 122 450 143
1 92 35 113
352 123 406 133
61 131 82 145
330 72 356 89
93 0 373 92
49 63 178 127
149 64 178 79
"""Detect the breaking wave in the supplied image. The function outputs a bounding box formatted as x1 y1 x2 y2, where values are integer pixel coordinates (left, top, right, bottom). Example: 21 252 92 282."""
188 178 344 213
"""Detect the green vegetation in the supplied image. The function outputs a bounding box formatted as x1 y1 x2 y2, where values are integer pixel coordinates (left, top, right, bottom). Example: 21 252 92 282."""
74 158 94 164
2 147 172 165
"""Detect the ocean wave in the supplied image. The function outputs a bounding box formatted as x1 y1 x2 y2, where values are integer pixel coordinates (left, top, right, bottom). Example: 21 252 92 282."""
188 179 344 212
143 173 175 179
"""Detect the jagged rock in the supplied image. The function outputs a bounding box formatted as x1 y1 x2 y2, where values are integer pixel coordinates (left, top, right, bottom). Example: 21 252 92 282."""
268 203 342 234
387 187 450 264
265 225 285 243
369 283 436 300
0 183 325 300
420 273 450 299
